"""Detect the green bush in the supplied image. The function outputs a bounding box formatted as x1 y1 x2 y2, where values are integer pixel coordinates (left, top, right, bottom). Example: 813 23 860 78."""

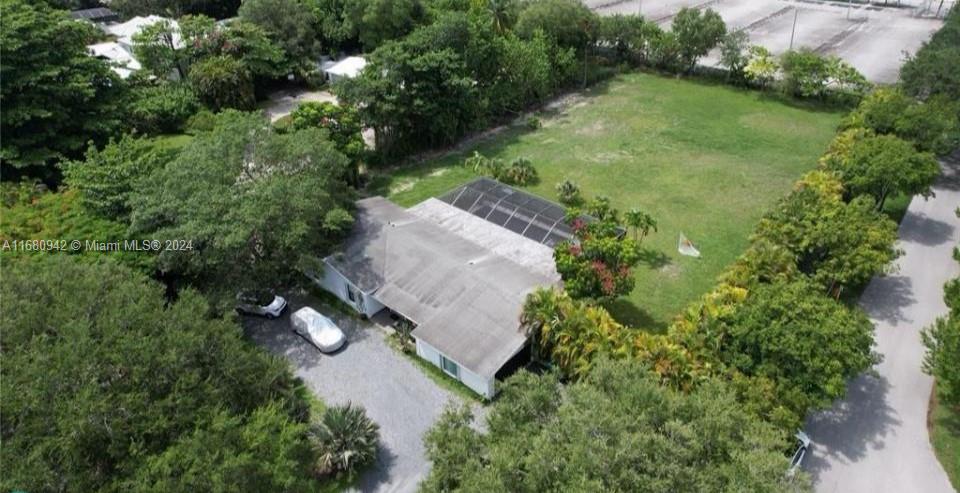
503 157 538 186
128 83 199 135
555 179 581 205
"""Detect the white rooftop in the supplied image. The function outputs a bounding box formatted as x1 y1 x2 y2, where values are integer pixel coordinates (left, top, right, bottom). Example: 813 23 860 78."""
87 41 141 79
322 56 367 79
102 15 182 48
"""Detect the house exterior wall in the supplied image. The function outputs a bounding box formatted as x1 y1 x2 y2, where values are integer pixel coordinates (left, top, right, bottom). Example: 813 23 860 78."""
310 262 384 318
415 337 494 399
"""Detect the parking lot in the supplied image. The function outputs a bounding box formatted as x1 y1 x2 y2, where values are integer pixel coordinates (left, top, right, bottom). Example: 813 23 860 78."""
243 294 471 493
588 0 950 83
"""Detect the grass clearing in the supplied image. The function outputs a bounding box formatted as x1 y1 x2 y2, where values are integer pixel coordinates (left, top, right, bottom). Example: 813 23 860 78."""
931 383 960 489
370 72 842 329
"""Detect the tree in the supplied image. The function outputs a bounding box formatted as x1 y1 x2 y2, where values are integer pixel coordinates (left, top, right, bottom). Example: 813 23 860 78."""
238 0 321 73
821 132 940 210
826 55 869 97
63 134 176 220
309 403 380 477
754 184 899 292
422 360 806 492
131 404 317 492
0 255 315 492
843 88 959 155
555 179 581 205
719 30 750 81
188 55 256 111
554 204 642 300
514 0 595 51
290 101 366 161
671 7 726 71
187 17 287 81
923 264 960 407
900 7 960 102
744 45 779 89
780 49 831 98
128 82 200 134
128 111 355 302
133 19 186 80
623 208 657 244
718 278 879 426
344 0 426 50
337 20 482 156
1 0 125 171
108 0 242 19
489 31 555 113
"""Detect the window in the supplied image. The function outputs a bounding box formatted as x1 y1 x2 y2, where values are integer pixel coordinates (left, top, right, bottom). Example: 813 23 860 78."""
346 284 356 302
440 355 459 378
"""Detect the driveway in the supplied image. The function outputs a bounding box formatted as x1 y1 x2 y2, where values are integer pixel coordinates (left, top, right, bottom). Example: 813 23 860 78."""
804 154 960 492
261 88 338 122
244 295 466 492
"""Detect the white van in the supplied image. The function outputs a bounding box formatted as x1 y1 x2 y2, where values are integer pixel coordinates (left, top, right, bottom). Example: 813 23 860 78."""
291 307 346 353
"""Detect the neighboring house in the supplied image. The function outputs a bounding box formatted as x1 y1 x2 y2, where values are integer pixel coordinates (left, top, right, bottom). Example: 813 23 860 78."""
311 178 571 398
87 15 181 80
88 41 141 79
70 7 119 24
320 56 367 83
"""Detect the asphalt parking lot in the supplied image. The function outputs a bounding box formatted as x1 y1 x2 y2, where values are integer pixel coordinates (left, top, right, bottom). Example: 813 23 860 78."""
243 294 468 493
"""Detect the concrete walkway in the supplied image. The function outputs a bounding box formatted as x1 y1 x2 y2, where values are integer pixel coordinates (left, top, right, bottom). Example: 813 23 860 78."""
805 154 960 493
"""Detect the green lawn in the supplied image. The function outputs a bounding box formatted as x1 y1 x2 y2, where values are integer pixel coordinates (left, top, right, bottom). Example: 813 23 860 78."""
931 383 960 489
370 73 842 329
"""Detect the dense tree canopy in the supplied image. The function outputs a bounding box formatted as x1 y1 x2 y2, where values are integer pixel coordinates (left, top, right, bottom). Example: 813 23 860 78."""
128 111 355 302
753 184 899 292
923 252 960 407
842 88 959 154
671 7 725 71
1 0 125 171
901 7 960 102
717 278 878 424
820 130 940 210
514 0 594 51
423 360 806 492
0 255 317 492
239 0 321 73
63 134 176 220
108 0 242 19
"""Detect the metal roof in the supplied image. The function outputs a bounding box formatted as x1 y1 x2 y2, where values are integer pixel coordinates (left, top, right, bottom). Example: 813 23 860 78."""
324 197 559 378
70 7 118 22
438 177 576 248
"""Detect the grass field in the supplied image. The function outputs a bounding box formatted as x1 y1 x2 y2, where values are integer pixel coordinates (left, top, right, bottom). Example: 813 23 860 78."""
931 383 960 489
370 73 843 329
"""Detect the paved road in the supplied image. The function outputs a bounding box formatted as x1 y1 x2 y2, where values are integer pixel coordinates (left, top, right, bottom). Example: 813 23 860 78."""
805 154 960 493
245 296 467 493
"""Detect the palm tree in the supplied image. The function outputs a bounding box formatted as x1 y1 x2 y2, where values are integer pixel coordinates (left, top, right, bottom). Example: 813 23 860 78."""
624 208 658 244
520 288 563 362
310 403 380 478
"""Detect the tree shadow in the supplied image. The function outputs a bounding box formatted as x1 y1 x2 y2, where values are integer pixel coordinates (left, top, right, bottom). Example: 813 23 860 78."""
935 149 960 192
357 443 399 492
858 274 915 326
637 247 671 269
604 298 668 333
899 212 956 247
803 373 901 481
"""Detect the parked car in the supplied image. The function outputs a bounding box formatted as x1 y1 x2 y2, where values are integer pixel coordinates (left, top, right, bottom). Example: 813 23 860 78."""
236 291 287 319
787 430 812 478
291 307 346 353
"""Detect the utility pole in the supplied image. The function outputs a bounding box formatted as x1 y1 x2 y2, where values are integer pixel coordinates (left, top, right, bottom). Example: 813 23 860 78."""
789 8 799 50
637 0 642 16
847 0 852 20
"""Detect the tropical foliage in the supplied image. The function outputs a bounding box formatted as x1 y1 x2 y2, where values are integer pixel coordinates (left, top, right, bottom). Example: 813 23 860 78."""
422 360 807 492
309 403 380 477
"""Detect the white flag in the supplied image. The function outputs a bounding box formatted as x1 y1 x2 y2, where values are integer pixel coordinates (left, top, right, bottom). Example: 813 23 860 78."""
678 232 701 258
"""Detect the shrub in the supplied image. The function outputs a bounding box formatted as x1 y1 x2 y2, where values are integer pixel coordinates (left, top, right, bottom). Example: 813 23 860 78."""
184 109 218 135
188 55 255 111
503 157 538 186
526 115 542 129
555 179 581 205
128 83 200 135
310 403 380 477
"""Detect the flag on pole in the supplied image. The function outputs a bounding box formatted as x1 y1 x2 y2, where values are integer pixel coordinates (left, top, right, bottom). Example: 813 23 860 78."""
678 232 701 258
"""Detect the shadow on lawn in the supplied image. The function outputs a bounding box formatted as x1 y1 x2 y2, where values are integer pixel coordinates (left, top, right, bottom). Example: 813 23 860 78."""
604 298 668 334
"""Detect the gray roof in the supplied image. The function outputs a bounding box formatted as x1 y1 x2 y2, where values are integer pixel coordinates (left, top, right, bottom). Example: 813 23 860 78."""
326 197 559 378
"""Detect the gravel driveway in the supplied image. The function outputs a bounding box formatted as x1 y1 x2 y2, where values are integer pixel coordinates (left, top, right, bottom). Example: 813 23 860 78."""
244 295 466 493
804 154 959 492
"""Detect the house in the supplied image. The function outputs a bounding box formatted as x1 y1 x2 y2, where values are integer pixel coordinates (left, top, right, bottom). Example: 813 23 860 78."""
311 178 571 398
320 56 367 83
86 15 181 80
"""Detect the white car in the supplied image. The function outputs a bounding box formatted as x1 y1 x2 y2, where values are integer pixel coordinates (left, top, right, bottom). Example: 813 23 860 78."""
291 307 346 353
236 292 288 319
787 430 812 478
